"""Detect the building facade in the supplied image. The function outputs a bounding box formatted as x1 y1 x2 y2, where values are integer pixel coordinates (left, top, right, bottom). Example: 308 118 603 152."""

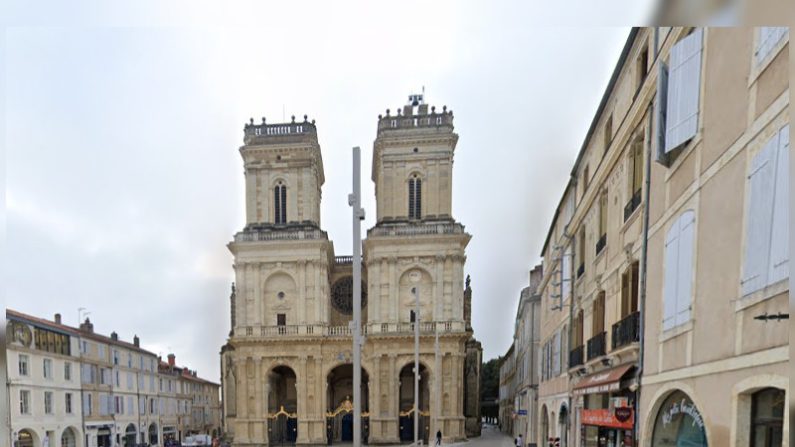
7 311 83 447
534 26 789 447
220 98 482 446
6 310 220 447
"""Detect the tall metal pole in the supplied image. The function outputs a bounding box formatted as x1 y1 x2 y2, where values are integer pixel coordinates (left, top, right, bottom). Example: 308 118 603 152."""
413 286 420 445
350 146 364 447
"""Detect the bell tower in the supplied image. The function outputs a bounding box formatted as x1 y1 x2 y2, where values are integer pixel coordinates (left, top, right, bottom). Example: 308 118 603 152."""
240 115 324 226
371 95 458 223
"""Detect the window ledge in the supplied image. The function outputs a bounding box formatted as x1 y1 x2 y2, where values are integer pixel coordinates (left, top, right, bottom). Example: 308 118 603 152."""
620 204 642 233
663 134 701 183
735 278 788 312
659 320 694 343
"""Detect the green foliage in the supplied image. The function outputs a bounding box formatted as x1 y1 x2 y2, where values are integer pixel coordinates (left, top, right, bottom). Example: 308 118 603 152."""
480 356 501 401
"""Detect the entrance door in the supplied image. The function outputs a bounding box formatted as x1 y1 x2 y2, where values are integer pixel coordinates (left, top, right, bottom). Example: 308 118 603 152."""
341 413 353 442
399 415 414 442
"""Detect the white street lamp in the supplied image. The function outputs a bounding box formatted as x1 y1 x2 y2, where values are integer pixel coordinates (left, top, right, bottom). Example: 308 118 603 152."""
350 146 365 447
409 270 421 446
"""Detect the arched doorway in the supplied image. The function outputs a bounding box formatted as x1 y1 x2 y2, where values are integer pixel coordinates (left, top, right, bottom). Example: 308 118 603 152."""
651 390 707 446
17 429 37 447
540 406 549 447
123 424 136 447
61 427 79 447
268 365 298 445
398 362 429 444
326 364 369 444
558 405 569 447
148 423 158 446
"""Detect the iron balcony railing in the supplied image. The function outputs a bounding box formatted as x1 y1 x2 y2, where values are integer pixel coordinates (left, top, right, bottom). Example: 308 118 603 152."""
595 234 607 255
612 311 640 350
569 345 585 368
624 189 642 221
587 331 607 360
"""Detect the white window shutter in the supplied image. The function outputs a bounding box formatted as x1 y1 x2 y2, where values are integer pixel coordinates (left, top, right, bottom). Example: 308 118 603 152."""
768 125 790 284
663 219 680 330
756 27 789 64
665 28 703 153
562 244 572 300
742 136 777 295
675 211 695 325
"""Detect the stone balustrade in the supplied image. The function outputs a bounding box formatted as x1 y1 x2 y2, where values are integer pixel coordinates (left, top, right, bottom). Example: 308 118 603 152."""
236 320 465 340
367 222 465 238
233 228 327 243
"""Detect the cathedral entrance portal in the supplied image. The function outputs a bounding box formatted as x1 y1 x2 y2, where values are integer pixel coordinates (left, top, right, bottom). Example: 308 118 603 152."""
326 364 369 444
398 363 430 444
267 366 298 445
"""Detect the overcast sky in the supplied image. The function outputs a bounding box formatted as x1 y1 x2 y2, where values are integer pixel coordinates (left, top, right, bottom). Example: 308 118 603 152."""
3 1 653 381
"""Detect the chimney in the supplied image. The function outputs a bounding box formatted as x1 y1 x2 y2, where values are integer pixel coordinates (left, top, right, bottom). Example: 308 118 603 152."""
133 335 140 347
110 331 118 341
54 313 62 324
79 318 94 333
168 353 176 367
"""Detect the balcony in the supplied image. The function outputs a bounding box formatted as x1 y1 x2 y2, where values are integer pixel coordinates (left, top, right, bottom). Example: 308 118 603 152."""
612 311 640 350
623 190 642 221
569 345 585 368
595 234 607 255
587 331 607 360
236 320 466 339
577 263 585 278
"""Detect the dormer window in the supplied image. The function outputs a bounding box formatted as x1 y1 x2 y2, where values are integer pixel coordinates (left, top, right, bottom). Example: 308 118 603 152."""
274 182 287 224
408 175 422 220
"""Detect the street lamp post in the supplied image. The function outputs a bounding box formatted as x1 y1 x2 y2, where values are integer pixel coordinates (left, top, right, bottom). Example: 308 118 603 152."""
350 146 365 447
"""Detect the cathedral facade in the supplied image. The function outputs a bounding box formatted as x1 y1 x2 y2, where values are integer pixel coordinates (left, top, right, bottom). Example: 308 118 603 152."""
220 99 482 446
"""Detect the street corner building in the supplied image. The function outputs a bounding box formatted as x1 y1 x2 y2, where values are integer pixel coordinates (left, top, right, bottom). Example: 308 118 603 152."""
511 27 787 447
219 98 483 446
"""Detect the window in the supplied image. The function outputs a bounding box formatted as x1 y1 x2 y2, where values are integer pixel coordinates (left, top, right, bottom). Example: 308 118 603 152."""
81 340 88 354
128 396 134 415
604 115 613 156
663 210 695 330
274 183 287 224
20 390 30 414
33 328 70 355
83 393 92 416
561 243 572 300
100 368 109 385
113 349 119 365
592 292 606 335
636 44 649 95
98 345 105 359
755 27 788 65
582 165 590 194
65 393 73 414
44 391 53 414
64 362 71 381
127 372 133 390
277 313 286 326
621 262 640 318
127 352 132 368
742 125 789 295
408 175 422 219
597 189 608 254
751 388 784 447
43 358 52 379
115 370 120 387
18 354 29 376
625 136 644 221
662 28 703 154
577 226 586 278
574 309 584 348
99 394 109 415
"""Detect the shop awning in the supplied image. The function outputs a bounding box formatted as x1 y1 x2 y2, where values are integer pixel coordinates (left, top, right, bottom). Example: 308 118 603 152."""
573 364 634 395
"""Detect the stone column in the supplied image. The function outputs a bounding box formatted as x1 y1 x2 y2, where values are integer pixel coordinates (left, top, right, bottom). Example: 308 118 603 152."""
389 257 398 322
452 256 464 321
311 261 321 323
254 263 262 326
370 260 381 325
297 260 306 324
297 356 309 443
434 255 445 322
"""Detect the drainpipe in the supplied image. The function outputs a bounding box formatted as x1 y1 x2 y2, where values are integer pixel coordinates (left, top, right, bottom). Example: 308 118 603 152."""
635 26 659 447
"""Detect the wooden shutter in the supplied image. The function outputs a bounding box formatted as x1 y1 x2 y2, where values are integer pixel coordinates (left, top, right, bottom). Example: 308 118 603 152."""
756 27 788 64
408 179 416 219
562 244 572 300
663 218 680 330
415 178 422 218
280 185 286 223
768 125 790 284
665 28 703 153
675 211 695 326
742 136 777 295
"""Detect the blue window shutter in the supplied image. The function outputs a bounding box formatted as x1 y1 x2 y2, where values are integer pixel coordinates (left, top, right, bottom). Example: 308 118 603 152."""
768 125 790 284
663 218 680 330
665 28 703 153
742 135 777 295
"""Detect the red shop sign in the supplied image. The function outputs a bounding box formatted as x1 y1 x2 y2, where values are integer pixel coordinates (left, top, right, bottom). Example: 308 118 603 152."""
581 408 634 430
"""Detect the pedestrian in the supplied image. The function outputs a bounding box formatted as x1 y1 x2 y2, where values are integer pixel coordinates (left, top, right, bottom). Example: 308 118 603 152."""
516 433 523 447
435 429 442 446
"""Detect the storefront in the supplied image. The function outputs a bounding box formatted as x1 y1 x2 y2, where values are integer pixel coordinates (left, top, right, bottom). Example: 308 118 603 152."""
573 364 636 447
650 391 707 447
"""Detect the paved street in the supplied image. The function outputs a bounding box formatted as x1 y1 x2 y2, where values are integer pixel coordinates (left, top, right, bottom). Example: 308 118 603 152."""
442 424 515 446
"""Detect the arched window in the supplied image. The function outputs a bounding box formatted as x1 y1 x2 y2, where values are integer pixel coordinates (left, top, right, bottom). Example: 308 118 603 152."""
408 175 422 219
274 182 287 224
751 388 784 447
663 210 695 331
652 390 707 446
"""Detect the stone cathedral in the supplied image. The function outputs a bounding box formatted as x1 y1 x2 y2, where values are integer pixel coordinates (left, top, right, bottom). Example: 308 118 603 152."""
220 97 482 446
